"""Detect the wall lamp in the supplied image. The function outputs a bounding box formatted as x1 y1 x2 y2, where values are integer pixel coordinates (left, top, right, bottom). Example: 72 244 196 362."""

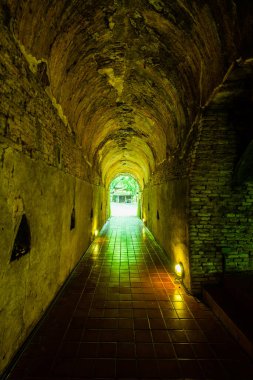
175 262 184 282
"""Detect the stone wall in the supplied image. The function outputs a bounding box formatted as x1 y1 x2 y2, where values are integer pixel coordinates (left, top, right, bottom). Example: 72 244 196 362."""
0 11 106 374
143 62 253 295
189 63 253 294
142 161 191 289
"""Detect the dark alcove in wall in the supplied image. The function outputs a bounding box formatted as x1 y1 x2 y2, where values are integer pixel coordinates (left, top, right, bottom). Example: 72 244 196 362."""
70 208 76 230
10 214 31 262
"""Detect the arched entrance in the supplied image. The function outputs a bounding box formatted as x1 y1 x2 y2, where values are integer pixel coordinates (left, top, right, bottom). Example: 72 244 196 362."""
110 174 140 217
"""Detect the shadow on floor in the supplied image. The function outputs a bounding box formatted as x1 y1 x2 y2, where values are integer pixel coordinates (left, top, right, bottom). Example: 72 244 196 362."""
203 272 253 359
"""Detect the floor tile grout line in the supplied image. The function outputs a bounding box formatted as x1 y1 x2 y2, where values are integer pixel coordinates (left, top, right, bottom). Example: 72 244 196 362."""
49 228 112 373
6 216 253 379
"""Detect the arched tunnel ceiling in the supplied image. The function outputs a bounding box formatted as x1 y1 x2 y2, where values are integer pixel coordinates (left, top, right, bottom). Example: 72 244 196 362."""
8 0 239 187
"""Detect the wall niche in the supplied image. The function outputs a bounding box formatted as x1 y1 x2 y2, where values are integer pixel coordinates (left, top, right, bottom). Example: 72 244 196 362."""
70 207 76 230
10 214 31 262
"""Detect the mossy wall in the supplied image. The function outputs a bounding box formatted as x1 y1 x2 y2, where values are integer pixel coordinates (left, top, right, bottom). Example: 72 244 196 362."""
0 10 106 374
142 168 191 289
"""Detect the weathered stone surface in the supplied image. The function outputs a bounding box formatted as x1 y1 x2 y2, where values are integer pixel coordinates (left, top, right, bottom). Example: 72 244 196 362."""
189 61 253 293
1 0 253 374
142 179 191 289
0 8 106 372
5 0 239 186
0 147 106 370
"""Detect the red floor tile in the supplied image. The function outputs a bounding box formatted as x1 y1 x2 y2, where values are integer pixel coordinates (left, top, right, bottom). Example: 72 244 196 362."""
93 359 115 378
173 343 195 358
81 329 100 342
180 359 204 378
149 318 166 330
134 318 150 330
169 330 188 343
117 342 136 358
98 342 117 358
78 342 98 357
74 358 95 377
158 359 181 378
185 329 207 343
116 359 137 378
154 343 176 359
135 330 153 342
191 343 215 358
152 330 171 343
6 217 253 380
137 359 159 378
136 343 155 358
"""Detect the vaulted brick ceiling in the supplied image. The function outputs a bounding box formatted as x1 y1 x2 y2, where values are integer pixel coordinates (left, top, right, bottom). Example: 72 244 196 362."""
8 0 238 186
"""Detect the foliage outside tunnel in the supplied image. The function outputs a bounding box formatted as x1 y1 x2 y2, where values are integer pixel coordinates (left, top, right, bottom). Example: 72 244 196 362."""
110 175 139 203
110 175 140 216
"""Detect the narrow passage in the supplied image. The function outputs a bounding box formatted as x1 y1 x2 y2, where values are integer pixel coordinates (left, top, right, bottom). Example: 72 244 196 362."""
7 217 253 379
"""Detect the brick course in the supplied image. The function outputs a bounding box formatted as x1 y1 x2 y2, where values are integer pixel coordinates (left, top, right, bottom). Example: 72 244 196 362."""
189 73 253 293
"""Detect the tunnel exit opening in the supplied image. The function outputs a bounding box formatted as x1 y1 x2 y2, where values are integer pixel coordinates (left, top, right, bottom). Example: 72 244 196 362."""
110 175 140 217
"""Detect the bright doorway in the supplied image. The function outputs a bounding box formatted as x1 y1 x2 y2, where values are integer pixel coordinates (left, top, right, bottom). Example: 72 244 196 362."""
110 175 140 217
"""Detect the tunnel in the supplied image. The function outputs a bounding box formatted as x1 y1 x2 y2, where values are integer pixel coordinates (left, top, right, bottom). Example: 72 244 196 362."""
1 0 253 378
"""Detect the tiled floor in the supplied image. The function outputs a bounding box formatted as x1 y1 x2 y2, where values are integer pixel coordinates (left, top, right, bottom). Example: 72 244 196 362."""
7 217 253 379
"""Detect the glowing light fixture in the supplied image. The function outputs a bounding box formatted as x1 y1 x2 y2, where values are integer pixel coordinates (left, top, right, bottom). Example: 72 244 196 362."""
94 230 99 237
175 262 184 278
